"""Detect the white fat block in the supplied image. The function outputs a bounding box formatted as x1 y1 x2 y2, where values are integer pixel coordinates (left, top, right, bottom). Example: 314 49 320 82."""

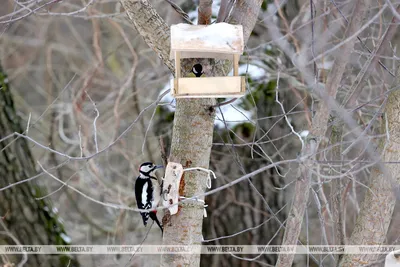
162 162 184 215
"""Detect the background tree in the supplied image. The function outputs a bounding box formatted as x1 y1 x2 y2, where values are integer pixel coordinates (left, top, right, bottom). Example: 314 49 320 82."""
0 65 76 266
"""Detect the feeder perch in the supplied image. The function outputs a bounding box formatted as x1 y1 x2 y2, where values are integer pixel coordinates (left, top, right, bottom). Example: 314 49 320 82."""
162 162 184 215
170 23 245 98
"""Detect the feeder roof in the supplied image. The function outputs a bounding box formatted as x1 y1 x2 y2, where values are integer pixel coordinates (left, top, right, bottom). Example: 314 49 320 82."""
170 23 244 60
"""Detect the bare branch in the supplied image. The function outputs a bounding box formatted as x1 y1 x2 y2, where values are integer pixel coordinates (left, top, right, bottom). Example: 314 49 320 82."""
85 91 100 153
164 0 193 24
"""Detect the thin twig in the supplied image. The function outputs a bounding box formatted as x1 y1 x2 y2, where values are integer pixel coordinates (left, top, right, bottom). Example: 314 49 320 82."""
164 0 193 24
212 98 237 108
85 91 100 153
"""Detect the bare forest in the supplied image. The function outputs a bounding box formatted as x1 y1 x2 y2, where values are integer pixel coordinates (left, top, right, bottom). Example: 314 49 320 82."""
0 0 400 267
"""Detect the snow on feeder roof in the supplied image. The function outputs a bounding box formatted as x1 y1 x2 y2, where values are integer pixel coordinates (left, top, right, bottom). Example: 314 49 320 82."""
170 23 244 60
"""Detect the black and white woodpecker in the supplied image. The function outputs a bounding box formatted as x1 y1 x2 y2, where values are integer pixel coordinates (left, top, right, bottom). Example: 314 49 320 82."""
135 162 164 233
191 63 204 77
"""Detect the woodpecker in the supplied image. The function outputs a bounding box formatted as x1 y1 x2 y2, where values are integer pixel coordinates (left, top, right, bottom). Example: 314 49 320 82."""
191 63 204 77
135 162 164 233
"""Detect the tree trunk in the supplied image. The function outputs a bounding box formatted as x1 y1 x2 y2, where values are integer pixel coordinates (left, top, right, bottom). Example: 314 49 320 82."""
0 65 76 267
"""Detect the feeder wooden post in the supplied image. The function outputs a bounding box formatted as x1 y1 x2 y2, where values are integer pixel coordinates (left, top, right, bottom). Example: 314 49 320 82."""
174 51 181 95
175 51 181 78
233 54 239 76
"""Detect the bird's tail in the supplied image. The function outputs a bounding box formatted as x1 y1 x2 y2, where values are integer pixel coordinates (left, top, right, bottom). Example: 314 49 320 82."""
150 212 163 235
140 212 149 226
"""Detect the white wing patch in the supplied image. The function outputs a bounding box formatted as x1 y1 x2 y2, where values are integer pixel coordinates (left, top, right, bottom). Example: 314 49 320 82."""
141 182 148 207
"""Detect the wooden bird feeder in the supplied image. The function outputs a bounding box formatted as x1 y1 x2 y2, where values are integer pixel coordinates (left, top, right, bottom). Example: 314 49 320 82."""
170 23 245 98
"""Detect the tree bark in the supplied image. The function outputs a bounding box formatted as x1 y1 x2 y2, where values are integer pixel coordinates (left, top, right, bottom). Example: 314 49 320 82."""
119 1 262 266
0 66 76 266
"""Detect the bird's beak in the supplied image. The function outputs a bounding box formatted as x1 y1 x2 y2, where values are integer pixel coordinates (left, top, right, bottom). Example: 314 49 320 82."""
154 165 164 170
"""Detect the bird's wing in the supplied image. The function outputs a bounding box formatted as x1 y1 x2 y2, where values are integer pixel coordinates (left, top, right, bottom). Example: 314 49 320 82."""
145 180 154 208
135 179 154 226
135 179 153 210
